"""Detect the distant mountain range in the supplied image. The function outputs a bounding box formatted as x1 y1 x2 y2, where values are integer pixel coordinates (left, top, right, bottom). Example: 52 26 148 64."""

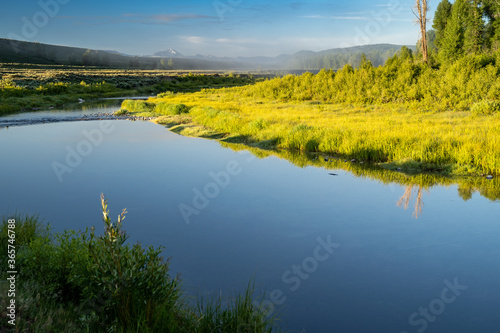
150 44 416 69
0 38 415 71
98 50 134 57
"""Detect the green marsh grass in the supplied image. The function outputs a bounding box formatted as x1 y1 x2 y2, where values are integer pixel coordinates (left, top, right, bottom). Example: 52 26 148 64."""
0 197 278 333
123 90 500 176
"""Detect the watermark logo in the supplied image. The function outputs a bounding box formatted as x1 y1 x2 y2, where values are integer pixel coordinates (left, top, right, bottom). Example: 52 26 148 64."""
179 150 254 225
254 235 341 318
8 0 70 52
213 0 242 21
339 0 403 49
5 219 17 326
401 277 467 333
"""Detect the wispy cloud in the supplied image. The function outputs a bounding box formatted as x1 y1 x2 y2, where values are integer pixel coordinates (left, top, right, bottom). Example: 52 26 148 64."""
302 14 370 20
302 14 411 22
121 13 214 24
307 15 369 20
180 36 209 44
215 37 263 44
61 13 215 26
181 36 266 45
180 35 346 54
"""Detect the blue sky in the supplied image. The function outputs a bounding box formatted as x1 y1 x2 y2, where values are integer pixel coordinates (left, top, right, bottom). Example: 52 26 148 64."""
1 0 427 57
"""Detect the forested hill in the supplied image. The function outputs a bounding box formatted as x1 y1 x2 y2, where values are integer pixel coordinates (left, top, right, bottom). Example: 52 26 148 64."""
285 44 416 70
0 38 414 70
0 38 243 70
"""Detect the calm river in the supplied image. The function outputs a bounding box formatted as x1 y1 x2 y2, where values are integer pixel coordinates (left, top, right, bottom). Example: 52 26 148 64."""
1 104 499 332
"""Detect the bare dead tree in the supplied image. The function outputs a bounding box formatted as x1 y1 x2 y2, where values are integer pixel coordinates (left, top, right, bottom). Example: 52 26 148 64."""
413 0 429 63
397 185 425 219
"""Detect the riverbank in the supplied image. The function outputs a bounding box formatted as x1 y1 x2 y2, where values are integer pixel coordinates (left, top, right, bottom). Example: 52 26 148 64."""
0 110 156 128
118 91 500 177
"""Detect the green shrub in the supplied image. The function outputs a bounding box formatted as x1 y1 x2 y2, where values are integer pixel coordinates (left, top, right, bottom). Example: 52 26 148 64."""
157 91 174 98
0 78 18 89
83 195 181 329
18 229 91 303
471 100 500 116
170 103 189 115
114 109 129 116
0 79 26 98
239 49 500 112
37 82 69 94
3 196 182 331
122 99 155 112
153 102 189 115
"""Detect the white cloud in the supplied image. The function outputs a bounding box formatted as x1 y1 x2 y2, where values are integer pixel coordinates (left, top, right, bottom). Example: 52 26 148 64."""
331 16 373 20
215 37 263 44
302 14 411 22
62 13 215 26
184 36 206 44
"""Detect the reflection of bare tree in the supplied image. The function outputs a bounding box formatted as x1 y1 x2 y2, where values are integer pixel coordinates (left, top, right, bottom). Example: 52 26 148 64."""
397 186 425 219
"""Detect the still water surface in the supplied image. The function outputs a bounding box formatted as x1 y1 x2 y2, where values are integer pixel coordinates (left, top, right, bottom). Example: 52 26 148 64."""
1 105 499 332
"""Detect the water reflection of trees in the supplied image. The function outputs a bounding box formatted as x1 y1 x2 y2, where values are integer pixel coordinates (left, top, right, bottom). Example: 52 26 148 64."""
397 186 425 219
219 141 500 204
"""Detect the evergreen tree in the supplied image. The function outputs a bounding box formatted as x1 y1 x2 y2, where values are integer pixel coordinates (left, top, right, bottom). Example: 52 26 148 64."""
427 29 438 52
464 0 484 54
399 46 414 61
439 0 468 62
433 0 453 48
359 53 373 70
483 0 500 49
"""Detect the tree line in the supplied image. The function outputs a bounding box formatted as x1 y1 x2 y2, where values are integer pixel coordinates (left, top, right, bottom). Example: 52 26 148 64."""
285 48 402 70
425 0 500 63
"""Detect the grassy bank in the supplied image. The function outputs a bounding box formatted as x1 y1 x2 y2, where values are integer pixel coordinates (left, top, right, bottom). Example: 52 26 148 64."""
0 196 278 332
118 52 500 176
218 142 500 202
0 64 260 115
120 91 500 177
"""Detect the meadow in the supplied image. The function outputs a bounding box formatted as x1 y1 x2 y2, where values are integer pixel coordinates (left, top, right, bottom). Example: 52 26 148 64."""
119 51 500 177
0 63 260 115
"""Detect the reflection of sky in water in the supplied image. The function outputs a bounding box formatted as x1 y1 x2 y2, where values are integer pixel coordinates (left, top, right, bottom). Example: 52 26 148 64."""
0 115 499 333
